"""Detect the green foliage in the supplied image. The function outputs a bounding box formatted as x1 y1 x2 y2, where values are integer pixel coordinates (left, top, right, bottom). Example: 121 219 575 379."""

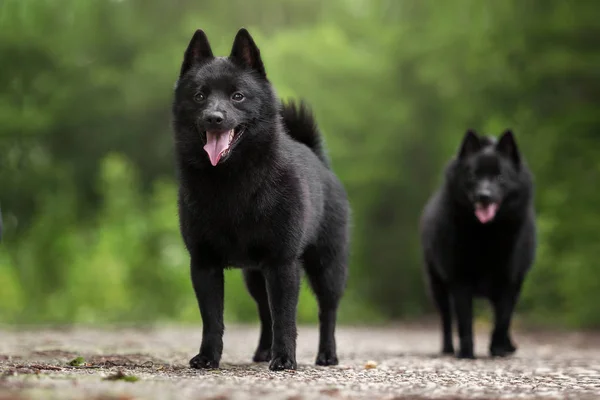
1 0 599 327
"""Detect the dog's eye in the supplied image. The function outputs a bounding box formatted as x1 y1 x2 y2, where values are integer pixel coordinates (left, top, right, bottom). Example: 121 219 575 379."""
193 92 206 103
466 169 476 182
232 92 245 102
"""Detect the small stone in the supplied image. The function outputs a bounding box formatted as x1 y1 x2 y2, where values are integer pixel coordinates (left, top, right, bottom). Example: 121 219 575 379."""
365 360 378 369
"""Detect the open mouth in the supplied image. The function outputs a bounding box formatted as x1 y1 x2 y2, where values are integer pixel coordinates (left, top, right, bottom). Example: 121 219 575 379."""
203 125 245 166
474 202 499 224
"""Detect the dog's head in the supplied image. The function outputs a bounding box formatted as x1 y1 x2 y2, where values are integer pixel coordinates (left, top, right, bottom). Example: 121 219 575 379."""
451 129 523 224
172 28 277 167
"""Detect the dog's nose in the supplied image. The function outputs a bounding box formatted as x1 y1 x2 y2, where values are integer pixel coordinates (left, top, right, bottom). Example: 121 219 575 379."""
204 112 224 125
475 191 492 204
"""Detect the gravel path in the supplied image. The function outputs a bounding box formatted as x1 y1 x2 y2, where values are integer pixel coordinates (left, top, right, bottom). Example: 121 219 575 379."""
1 325 599 399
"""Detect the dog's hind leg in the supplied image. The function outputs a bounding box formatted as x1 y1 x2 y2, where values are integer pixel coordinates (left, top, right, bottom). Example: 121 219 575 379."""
428 267 454 355
303 237 348 366
243 269 273 362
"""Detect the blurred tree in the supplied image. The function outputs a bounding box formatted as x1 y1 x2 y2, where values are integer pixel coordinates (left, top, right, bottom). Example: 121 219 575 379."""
0 0 598 327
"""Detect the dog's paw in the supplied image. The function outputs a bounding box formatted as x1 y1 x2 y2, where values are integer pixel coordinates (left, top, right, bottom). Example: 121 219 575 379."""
316 351 339 366
456 349 475 359
269 355 297 371
189 353 219 369
490 335 517 357
441 347 455 356
490 342 517 357
252 348 271 363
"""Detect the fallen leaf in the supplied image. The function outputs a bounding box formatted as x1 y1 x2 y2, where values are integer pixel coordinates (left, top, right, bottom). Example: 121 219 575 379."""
320 388 341 396
68 357 86 367
22 364 62 371
103 370 139 382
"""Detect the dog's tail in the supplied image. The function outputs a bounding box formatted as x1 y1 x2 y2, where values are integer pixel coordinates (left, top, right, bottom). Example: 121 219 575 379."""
281 99 330 167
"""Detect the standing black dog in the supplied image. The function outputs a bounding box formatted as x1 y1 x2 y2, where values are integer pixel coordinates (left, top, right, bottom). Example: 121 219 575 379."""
420 129 536 359
172 28 350 371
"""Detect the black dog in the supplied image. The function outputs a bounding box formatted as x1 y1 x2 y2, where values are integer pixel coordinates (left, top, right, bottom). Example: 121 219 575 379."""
172 28 350 371
420 130 536 359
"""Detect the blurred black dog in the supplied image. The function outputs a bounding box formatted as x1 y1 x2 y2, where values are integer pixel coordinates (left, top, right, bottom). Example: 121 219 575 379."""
172 28 350 371
420 130 536 359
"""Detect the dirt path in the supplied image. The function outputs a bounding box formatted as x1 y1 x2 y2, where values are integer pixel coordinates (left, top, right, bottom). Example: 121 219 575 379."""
1 325 599 399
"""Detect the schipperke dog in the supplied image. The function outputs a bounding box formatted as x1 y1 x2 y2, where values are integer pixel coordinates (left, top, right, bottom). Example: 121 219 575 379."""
172 28 350 371
420 129 536 359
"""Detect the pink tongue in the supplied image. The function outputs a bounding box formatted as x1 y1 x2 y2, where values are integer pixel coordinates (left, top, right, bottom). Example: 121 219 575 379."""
475 203 498 224
203 131 231 166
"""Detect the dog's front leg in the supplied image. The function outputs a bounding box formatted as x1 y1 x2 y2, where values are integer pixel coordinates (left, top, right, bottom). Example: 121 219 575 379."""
189 263 224 369
453 285 475 359
263 261 300 371
490 283 521 357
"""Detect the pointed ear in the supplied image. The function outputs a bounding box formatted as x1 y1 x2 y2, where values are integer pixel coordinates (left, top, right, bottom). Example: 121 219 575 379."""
229 28 266 78
496 129 521 168
180 29 213 77
458 129 481 160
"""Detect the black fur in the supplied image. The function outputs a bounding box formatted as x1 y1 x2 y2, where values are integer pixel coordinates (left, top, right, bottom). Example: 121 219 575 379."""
420 129 536 359
172 28 350 371
281 100 330 167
